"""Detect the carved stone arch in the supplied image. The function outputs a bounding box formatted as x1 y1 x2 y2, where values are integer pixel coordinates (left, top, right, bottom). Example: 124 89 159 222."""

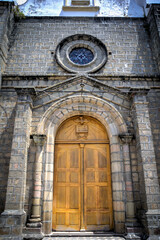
38 95 128 235
38 95 127 136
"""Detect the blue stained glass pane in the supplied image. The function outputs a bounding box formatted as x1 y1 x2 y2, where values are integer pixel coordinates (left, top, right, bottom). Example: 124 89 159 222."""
69 48 94 65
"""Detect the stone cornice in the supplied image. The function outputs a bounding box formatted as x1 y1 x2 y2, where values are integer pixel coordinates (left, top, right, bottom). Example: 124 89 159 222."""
2 75 160 81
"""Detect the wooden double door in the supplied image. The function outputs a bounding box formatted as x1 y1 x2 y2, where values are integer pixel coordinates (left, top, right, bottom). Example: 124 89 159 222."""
52 116 113 231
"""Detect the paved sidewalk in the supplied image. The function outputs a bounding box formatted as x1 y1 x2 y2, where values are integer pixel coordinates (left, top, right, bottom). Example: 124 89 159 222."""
43 237 125 240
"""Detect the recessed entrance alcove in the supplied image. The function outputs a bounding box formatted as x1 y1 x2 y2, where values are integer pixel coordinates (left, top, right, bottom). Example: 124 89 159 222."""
52 116 113 231
37 95 128 235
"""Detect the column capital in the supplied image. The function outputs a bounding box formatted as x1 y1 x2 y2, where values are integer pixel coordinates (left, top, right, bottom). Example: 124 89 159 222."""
129 88 150 98
32 134 47 146
15 87 37 103
119 133 134 144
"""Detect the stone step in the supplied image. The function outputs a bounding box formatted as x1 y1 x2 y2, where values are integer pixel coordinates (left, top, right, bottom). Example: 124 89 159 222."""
43 233 125 240
43 237 125 240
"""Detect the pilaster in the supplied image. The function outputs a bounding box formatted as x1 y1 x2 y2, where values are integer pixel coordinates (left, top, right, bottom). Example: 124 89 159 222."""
0 87 36 239
119 133 141 240
130 89 160 240
28 134 46 227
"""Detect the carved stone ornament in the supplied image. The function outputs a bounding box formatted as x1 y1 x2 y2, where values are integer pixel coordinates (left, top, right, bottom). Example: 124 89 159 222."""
119 133 134 144
75 116 89 139
32 134 47 146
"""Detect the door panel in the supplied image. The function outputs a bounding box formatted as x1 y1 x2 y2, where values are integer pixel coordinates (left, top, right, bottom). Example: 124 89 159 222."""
84 144 113 231
53 144 80 231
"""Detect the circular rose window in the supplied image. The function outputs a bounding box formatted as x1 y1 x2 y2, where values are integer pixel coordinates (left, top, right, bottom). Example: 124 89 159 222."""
56 34 108 73
69 47 94 65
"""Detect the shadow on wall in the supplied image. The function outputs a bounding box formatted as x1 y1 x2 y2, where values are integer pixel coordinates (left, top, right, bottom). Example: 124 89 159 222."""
24 140 36 222
0 105 16 214
131 19 158 76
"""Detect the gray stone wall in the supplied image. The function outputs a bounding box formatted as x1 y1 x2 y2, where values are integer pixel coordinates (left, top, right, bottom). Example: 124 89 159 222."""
0 92 17 214
4 16 159 76
0 2 14 86
147 5 160 72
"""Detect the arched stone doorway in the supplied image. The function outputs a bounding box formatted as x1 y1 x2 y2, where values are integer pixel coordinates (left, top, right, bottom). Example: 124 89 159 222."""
37 95 133 235
52 115 113 231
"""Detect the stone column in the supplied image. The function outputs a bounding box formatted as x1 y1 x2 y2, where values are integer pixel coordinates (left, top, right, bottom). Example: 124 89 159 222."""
119 133 141 239
131 89 160 240
0 87 36 239
28 134 46 227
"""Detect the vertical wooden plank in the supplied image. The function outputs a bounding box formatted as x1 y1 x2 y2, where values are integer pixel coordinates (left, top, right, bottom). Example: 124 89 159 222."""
80 144 85 231
84 144 113 231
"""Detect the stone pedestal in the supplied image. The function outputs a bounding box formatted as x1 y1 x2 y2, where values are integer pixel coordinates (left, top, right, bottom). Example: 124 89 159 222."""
0 87 36 239
131 89 160 239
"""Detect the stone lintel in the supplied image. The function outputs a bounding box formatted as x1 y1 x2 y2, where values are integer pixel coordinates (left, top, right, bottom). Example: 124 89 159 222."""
62 6 99 11
119 133 134 144
31 134 47 146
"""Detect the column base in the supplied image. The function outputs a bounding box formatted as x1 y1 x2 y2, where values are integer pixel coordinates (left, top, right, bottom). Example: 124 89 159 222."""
23 226 43 239
27 216 42 228
27 222 42 228
125 220 142 240
0 210 26 239
125 233 141 240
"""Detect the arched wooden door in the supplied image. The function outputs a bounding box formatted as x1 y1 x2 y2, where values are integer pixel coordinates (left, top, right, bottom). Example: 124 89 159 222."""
52 116 113 231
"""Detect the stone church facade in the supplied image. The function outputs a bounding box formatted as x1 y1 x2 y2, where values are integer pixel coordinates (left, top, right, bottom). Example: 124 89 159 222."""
0 1 160 239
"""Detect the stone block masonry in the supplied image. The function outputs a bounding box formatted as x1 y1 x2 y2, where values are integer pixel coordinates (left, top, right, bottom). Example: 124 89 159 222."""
4 16 159 76
0 2 160 240
0 2 14 87
147 5 160 72
0 91 17 214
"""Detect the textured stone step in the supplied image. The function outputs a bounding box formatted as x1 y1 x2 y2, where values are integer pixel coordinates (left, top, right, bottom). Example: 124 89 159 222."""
43 237 125 240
